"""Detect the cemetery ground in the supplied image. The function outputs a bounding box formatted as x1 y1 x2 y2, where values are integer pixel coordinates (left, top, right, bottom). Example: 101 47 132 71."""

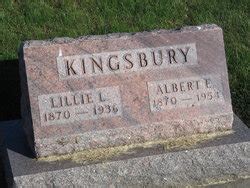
0 0 249 126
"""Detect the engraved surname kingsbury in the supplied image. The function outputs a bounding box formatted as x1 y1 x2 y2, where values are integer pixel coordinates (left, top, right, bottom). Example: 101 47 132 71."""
57 43 197 79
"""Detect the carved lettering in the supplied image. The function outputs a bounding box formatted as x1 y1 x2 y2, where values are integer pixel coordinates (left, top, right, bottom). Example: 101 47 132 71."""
57 43 197 79
123 53 134 69
91 57 103 73
38 87 122 126
147 75 224 112
108 55 120 71
178 47 190 62
82 59 86 74
167 49 178 64
138 53 148 67
152 50 163 66
65 60 77 76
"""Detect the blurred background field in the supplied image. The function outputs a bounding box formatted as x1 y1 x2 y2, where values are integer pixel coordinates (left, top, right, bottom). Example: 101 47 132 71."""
0 0 249 125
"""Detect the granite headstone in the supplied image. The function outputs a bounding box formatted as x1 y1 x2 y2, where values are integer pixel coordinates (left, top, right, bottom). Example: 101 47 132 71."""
19 24 233 157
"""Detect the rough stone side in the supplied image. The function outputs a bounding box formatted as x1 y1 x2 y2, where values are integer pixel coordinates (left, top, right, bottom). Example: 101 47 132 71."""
18 46 35 156
22 24 220 48
35 113 233 157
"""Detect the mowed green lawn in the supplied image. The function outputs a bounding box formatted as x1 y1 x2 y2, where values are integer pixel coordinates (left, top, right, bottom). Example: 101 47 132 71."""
0 0 249 125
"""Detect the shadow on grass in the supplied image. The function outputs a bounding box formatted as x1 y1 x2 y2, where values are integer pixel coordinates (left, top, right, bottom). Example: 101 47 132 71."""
0 59 21 121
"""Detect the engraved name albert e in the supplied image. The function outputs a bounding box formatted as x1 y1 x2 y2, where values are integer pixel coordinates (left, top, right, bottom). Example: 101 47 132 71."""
147 75 225 112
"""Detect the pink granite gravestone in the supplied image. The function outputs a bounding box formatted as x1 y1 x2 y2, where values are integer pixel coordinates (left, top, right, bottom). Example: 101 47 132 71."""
19 24 233 157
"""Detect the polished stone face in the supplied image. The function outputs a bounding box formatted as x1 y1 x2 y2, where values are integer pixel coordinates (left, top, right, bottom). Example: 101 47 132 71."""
19 24 233 157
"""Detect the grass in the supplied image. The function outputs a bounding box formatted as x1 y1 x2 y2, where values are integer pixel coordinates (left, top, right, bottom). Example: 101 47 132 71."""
0 0 249 125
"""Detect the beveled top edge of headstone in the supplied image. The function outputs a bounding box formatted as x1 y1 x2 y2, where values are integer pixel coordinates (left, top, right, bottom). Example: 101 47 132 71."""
21 24 221 49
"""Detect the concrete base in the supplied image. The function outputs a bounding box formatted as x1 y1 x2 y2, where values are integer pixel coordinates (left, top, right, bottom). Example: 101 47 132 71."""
1 115 250 187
